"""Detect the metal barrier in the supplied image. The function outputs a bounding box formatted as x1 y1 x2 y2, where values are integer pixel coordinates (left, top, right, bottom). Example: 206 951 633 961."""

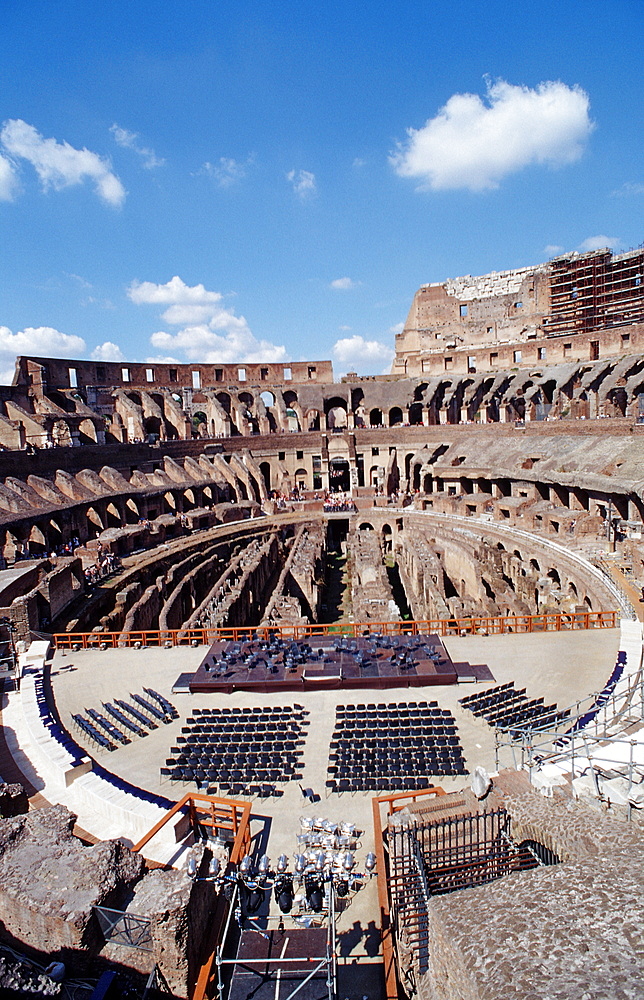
53 610 619 650
371 787 445 1000
93 906 152 951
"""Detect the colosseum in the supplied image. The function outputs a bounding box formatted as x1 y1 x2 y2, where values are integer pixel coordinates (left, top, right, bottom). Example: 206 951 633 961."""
0 245 642 1000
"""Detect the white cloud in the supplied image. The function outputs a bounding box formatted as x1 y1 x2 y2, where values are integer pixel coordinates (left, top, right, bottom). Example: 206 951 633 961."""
129 275 225 325
578 235 621 252
287 168 316 199
389 321 405 335
610 182 644 197
391 78 593 192
1 119 126 207
91 341 125 361
544 244 564 255
0 325 88 383
110 124 164 169
352 158 366 168
338 325 352 331
129 275 287 364
197 155 254 187
332 335 395 370
0 154 19 201
330 277 356 290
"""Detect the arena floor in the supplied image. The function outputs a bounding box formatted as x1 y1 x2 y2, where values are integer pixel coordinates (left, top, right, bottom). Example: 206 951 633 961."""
41 627 620 964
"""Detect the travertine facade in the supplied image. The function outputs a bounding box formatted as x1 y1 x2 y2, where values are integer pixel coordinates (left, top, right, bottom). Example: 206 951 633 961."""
394 247 644 376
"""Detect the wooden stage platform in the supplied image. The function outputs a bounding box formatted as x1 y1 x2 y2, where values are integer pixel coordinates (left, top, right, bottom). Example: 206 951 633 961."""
188 633 492 693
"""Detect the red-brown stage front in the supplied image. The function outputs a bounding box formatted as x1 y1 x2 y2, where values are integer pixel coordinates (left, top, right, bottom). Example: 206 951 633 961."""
188 633 492 693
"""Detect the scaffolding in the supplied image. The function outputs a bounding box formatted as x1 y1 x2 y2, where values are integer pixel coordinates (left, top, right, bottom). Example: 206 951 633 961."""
546 248 644 338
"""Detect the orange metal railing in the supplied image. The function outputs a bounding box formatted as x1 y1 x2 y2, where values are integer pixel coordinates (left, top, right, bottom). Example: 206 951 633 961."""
133 794 252 1000
53 610 618 650
372 787 446 1000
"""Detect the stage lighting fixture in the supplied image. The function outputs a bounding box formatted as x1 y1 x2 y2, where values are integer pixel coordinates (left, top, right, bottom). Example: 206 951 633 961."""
242 883 264 915
305 876 324 912
314 851 325 871
342 852 355 872
239 856 252 875
274 875 294 913
276 854 289 873
208 856 221 878
258 854 271 875
294 853 307 873
365 852 377 873
186 857 197 879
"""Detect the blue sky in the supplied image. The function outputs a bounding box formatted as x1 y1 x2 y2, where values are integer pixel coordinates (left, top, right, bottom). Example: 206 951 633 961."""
0 0 642 381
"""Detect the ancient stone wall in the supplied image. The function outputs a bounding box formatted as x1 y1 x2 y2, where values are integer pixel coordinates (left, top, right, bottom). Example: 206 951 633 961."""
396 774 644 1000
394 247 644 377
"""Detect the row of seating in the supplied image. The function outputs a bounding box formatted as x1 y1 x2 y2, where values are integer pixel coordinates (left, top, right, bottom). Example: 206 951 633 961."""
326 701 467 792
163 705 308 794
76 690 167 746
459 682 569 732
35 670 173 811
72 714 117 751
337 700 440 718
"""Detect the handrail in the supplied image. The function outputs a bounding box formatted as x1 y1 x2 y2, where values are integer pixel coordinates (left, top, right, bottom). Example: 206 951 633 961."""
52 610 618 649
372 787 445 1000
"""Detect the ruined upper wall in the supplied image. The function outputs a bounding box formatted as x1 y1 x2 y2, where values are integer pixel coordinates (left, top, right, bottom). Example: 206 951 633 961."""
395 247 644 376
13 356 334 391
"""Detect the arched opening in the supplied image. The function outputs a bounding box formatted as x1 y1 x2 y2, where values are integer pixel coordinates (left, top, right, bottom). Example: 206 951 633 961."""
260 462 271 493
86 507 104 531
359 522 374 531
184 489 196 510
370 408 383 427
294 467 308 491
409 402 423 425
326 398 348 429
49 390 76 413
370 465 381 487
78 418 98 444
329 457 350 492
260 390 275 408
192 411 208 437
306 409 320 431
126 498 139 523
382 523 393 552
106 502 121 528
163 491 177 514
530 558 540 573
547 567 561 587
389 406 403 427
49 519 63 550
239 391 255 408
285 407 300 431
144 415 162 442
29 524 47 556
216 392 232 414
